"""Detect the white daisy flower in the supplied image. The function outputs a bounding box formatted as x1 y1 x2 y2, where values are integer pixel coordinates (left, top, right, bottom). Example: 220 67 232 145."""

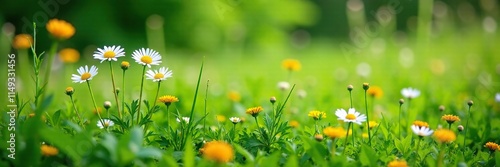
401 87 421 99
145 67 173 82
495 93 500 103
132 48 162 67
411 125 433 137
335 108 366 125
176 117 190 123
277 81 290 91
97 119 114 129
92 45 125 63
229 117 241 124
71 65 98 83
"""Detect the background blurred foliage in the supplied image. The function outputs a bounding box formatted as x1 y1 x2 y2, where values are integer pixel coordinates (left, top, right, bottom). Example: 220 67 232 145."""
1 0 495 53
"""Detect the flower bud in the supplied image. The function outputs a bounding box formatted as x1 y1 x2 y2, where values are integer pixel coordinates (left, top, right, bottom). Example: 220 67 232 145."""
467 100 473 107
65 87 74 96
270 96 277 104
457 125 464 132
115 88 120 94
121 61 130 70
314 134 323 142
439 105 445 112
103 101 112 109
347 85 353 91
362 83 369 90
399 99 405 105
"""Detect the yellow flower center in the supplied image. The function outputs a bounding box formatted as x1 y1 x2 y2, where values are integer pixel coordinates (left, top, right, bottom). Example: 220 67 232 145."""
104 122 109 127
346 114 356 120
154 73 164 79
104 51 115 58
81 72 91 80
141 55 153 64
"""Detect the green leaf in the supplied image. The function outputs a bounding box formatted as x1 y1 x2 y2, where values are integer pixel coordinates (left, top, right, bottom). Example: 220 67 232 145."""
359 144 378 166
284 154 298 167
183 137 195 167
234 143 255 163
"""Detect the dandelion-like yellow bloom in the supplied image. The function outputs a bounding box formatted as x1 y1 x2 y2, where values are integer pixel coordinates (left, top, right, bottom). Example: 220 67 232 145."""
59 48 80 63
367 86 383 99
362 133 369 138
246 106 263 117
387 159 408 167
323 127 346 139
13 34 33 49
158 95 179 106
433 129 456 143
289 120 299 128
202 141 234 163
228 91 241 102
216 115 226 123
441 114 460 124
412 120 429 128
41 145 59 157
308 110 326 120
46 19 75 40
282 59 301 71
368 121 378 129
485 142 500 152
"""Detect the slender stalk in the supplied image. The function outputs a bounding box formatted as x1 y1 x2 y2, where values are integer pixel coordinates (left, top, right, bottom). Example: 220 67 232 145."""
349 91 353 108
331 139 336 160
448 123 451 130
143 81 162 134
108 61 121 118
232 124 236 141
152 81 161 109
204 80 209 133
398 102 403 139
343 122 352 155
86 81 105 126
364 90 371 146
69 95 83 127
416 137 422 154
166 105 170 127
314 120 319 134
463 105 472 149
437 143 445 167
121 69 126 116
136 65 147 125
106 108 110 118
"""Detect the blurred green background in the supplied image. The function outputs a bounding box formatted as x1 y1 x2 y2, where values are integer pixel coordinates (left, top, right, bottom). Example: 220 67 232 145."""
0 0 499 118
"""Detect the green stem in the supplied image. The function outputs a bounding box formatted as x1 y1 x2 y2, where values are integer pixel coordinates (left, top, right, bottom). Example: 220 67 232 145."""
343 122 352 155
314 120 318 134
448 123 451 130
166 105 170 128
152 81 161 110
437 143 445 167
349 91 353 108
87 80 105 127
399 103 402 139
463 105 472 149
232 124 236 141
364 90 371 146
331 138 336 160
204 80 209 134
121 69 126 116
136 65 147 125
406 98 412 135
143 81 162 134
69 95 83 127
108 61 121 118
